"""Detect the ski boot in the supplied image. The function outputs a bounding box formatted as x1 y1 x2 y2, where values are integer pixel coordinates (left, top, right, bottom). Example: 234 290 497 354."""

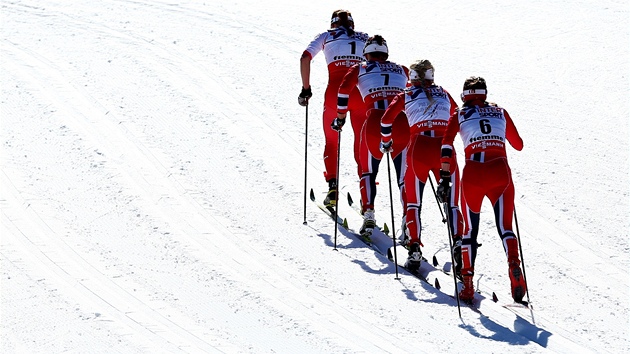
459 273 475 304
323 180 337 214
404 242 423 273
359 209 376 242
508 258 527 303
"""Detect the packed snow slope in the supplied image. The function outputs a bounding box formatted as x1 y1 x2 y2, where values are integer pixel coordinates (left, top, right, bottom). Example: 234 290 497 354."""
1 0 628 353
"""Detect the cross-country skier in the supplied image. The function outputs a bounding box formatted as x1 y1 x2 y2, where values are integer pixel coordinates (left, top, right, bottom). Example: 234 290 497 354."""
298 9 369 209
440 76 527 303
334 35 410 239
379 59 464 272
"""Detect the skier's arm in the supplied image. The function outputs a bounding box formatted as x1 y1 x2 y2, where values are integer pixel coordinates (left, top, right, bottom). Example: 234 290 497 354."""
446 91 459 116
300 52 312 89
300 33 326 90
380 92 405 144
403 66 411 87
440 111 460 173
336 64 360 117
504 109 523 151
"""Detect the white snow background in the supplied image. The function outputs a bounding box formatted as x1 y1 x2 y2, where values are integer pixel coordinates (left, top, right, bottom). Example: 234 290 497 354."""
1 0 629 353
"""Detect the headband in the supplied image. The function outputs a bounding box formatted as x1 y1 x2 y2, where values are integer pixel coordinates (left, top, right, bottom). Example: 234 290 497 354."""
410 69 434 81
462 89 486 95
331 15 354 24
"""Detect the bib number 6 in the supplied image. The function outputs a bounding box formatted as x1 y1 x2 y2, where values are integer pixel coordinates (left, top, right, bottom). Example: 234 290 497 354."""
479 119 492 134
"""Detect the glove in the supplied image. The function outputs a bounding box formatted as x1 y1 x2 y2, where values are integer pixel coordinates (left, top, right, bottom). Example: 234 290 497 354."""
437 170 451 203
331 117 346 131
298 86 312 106
380 140 393 154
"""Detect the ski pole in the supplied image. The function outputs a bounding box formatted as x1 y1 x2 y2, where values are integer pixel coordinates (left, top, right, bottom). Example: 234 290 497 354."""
514 207 535 323
442 199 462 318
303 104 309 225
386 153 400 280
333 130 342 251
428 174 447 223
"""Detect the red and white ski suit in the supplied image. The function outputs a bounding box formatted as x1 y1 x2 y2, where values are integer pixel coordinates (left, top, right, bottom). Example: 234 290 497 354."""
302 28 369 181
381 84 463 246
337 61 410 212
441 101 523 275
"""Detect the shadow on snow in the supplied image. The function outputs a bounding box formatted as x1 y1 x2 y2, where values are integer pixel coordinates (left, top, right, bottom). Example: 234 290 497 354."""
312 226 554 348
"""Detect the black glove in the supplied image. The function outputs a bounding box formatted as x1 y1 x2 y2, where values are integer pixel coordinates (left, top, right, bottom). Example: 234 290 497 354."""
298 86 312 106
331 117 346 131
380 140 393 154
437 170 451 203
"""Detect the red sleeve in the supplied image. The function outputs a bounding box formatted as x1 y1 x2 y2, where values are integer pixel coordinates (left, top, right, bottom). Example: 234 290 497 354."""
337 64 360 114
381 92 405 126
301 50 312 60
446 91 459 116
380 92 405 142
441 111 460 164
403 66 411 87
503 109 523 151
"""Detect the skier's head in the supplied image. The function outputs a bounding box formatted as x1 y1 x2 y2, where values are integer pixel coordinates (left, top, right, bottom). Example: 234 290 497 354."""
410 59 434 86
461 76 487 103
331 9 354 30
363 35 388 61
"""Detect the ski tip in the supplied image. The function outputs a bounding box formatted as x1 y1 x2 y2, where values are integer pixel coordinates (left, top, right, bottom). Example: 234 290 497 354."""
309 188 315 201
434 278 441 290
492 292 498 303
342 218 348 229
383 223 390 235
432 255 438 267
347 192 353 206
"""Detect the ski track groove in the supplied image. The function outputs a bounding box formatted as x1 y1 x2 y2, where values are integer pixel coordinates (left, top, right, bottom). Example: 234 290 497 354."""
309 195 550 350
2 1 626 352
1 173 225 353
1 7 421 352
47 2 309 182
1 39 238 353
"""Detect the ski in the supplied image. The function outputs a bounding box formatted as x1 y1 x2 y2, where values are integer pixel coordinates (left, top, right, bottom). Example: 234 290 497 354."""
386 245 430 283
311 188 537 323
432 255 535 323
343 191 390 235
385 243 515 317
309 188 345 226
309 188 383 254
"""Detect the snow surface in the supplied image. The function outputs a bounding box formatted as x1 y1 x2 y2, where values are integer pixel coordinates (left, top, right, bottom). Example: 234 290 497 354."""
1 0 629 352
